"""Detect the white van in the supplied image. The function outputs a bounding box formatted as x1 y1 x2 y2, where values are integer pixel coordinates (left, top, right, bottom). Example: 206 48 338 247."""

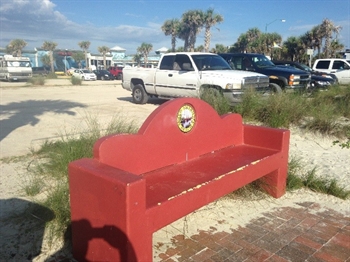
0 55 32 81
313 58 350 84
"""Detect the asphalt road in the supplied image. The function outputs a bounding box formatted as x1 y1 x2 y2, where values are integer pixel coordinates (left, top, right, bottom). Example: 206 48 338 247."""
0 79 163 158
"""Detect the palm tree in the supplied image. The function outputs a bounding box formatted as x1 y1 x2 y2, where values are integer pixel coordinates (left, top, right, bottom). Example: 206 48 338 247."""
41 41 57 72
137 43 153 66
181 10 204 52
203 8 223 52
161 19 180 52
78 41 91 68
97 46 110 69
177 22 191 51
72 51 85 69
7 39 27 57
231 33 249 53
194 45 205 52
282 36 301 61
40 55 51 69
246 28 261 43
309 25 323 58
320 18 342 58
210 44 228 53
265 32 283 57
133 53 142 67
328 39 344 58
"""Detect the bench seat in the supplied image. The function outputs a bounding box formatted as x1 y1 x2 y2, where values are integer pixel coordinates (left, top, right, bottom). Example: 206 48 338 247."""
143 145 279 208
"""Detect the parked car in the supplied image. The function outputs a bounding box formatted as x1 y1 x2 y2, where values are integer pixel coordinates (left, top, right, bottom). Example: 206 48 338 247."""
108 66 123 80
273 60 337 89
93 69 114 80
72 69 96 81
219 53 311 92
312 58 350 84
66 68 76 76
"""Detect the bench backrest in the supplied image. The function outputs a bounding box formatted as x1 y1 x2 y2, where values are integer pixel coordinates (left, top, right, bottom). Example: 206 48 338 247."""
93 98 244 175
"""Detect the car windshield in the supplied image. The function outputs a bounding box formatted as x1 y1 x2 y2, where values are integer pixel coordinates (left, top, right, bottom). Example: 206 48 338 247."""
99 70 109 74
192 54 232 71
298 63 312 72
7 61 31 67
251 55 275 68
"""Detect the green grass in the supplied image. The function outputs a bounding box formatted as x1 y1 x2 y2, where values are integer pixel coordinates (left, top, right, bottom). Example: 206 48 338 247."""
200 87 232 115
26 114 138 243
286 157 350 200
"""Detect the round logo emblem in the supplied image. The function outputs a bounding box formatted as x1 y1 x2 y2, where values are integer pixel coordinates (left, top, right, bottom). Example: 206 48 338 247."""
177 104 196 133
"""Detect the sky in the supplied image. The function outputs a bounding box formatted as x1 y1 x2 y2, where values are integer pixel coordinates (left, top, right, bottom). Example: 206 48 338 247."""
0 0 349 55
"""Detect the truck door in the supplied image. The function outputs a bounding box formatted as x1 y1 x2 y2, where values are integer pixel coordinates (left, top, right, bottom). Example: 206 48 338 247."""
155 54 198 98
331 60 350 84
154 55 175 96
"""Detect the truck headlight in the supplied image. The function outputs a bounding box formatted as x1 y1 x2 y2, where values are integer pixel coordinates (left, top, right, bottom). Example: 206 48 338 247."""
225 83 233 89
289 74 300 86
316 81 331 86
226 83 242 89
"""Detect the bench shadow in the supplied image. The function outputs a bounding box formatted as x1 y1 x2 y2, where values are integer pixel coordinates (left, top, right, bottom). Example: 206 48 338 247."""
45 220 137 262
0 100 87 142
0 198 55 261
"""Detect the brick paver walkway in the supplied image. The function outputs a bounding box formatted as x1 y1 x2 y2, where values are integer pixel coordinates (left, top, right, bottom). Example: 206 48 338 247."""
156 202 350 262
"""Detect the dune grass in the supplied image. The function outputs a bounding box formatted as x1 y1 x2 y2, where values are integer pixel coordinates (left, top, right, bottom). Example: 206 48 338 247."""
24 114 139 243
70 76 82 85
27 76 46 85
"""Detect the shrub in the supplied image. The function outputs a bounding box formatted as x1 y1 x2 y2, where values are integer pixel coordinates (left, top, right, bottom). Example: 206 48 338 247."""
286 156 350 199
46 72 57 79
200 87 233 115
233 89 262 120
28 76 45 86
71 76 82 85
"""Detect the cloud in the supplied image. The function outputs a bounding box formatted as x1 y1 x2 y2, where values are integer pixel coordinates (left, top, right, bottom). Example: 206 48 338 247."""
0 0 168 53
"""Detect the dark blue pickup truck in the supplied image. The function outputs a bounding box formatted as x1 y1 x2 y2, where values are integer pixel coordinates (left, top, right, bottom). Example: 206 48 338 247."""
219 53 311 92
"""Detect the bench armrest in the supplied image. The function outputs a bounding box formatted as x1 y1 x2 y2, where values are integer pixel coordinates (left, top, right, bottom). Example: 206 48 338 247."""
243 124 290 151
69 158 146 225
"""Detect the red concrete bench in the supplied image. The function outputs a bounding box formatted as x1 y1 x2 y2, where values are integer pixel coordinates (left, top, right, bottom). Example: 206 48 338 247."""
69 97 290 262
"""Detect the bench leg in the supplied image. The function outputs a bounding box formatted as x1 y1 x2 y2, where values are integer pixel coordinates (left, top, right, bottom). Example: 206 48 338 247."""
259 167 287 198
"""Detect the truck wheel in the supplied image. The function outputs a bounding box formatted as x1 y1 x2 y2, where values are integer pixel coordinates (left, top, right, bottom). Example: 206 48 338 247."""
117 74 122 80
132 84 149 104
269 83 282 94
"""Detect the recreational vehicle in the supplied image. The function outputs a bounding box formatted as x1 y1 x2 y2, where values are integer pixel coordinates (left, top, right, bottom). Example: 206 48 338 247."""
0 55 32 81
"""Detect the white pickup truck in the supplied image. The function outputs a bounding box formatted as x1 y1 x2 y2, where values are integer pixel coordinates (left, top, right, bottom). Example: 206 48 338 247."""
122 52 270 104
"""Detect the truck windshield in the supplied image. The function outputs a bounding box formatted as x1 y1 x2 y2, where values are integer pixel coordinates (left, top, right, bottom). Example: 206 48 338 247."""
251 55 275 68
192 55 232 71
7 61 31 67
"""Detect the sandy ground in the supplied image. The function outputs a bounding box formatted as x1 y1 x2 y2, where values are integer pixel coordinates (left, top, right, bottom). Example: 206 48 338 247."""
0 79 349 261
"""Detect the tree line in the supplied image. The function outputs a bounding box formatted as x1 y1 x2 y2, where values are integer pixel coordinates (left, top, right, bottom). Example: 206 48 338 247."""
3 11 344 72
4 38 154 71
228 18 344 63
